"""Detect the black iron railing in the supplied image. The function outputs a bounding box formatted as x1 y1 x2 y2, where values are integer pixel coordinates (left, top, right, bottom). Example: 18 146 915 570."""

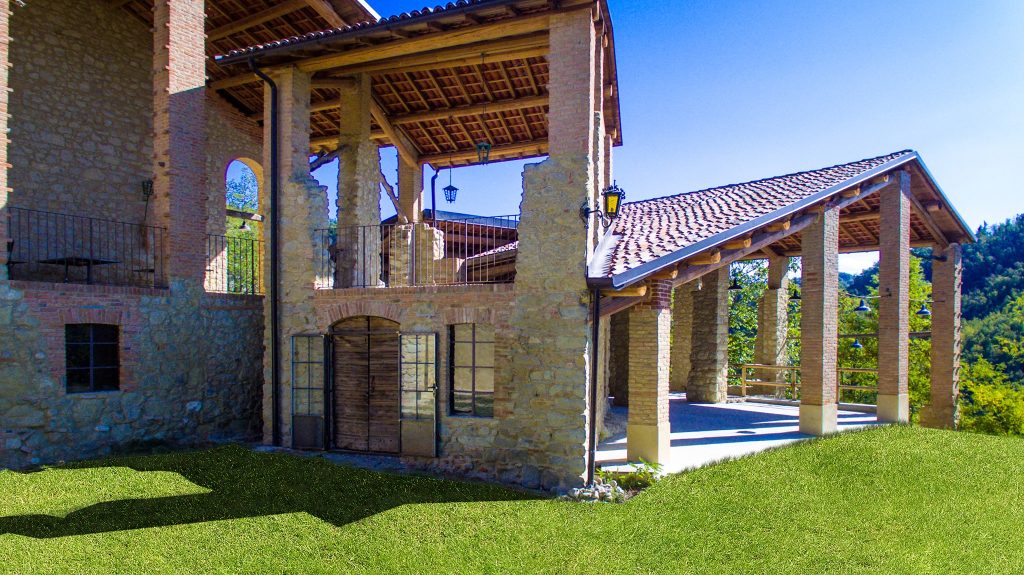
316 215 519 289
206 234 264 295
6 207 167 288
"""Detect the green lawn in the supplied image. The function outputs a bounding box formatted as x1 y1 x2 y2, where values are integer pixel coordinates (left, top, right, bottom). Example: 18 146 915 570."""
2 426 1023 574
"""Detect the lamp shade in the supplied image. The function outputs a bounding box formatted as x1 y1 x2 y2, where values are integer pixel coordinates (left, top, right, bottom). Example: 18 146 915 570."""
851 339 864 350
855 299 870 313
916 303 932 317
602 182 625 219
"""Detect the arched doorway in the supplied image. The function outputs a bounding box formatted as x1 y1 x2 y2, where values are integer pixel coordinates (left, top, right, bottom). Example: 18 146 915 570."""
330 316 401 453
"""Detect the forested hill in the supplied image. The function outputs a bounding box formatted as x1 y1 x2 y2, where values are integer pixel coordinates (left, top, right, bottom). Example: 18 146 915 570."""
961 214 1024 320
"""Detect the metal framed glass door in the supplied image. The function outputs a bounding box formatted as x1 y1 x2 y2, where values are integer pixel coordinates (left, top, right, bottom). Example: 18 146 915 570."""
291 334 328 450
399 332 438 457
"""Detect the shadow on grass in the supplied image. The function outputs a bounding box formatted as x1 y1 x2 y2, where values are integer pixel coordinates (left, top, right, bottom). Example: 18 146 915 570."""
0 445 537 539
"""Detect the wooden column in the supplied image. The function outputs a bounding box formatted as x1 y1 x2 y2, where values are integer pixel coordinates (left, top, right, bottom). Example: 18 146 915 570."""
877 172 911 423
921 243 962 429
799 207 840 435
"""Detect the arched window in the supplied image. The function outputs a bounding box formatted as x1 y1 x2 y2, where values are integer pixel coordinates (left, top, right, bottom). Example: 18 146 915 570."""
225 159 262 232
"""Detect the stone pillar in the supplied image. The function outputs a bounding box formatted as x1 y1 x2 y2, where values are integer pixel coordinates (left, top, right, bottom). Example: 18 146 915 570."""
335 74 381 288
502 7 596 490
921 243 962 429
261 67 327 445
754 256 790 391
398 158 423 223
626 279 672 465
877 173 911 423
0 3 9 280
152 0 207 285
688 269 729 403
799 207 840 435
670 281 694 392
608 311 629 405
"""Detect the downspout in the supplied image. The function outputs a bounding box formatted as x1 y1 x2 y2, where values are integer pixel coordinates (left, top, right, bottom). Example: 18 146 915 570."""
430 168 439 225
586 286 602 485
250 58 282 447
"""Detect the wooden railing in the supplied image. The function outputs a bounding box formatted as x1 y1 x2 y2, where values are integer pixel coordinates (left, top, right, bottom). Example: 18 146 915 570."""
737 364 879 403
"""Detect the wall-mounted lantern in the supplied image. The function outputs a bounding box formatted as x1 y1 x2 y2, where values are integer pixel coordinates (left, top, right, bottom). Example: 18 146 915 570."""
580 182 626 229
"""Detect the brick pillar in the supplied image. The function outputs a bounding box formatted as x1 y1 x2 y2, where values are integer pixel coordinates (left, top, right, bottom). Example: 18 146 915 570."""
608 311 629 405
335 74 381 288
0 3 9 280
626 279 672 465
503 7 596 489
688 268 729 403
670 281 694 392
261 67 327 445
799 207 840 435
921 243 962 429
754 256 790 390
152 0 207 285
398 158 422 223
877 173 911 423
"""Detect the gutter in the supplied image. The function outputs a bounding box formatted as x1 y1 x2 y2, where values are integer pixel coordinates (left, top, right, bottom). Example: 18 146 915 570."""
249 58 283 448
586 286 601 486
602 153 921 290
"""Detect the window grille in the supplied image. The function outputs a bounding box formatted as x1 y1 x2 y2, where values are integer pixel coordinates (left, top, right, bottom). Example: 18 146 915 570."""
65 324 119 393
449 324 495 417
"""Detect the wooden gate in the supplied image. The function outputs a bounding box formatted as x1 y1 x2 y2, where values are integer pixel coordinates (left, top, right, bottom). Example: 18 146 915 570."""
330 316 401 453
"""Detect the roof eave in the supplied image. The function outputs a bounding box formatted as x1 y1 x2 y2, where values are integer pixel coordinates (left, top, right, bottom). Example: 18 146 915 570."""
600 153 922 290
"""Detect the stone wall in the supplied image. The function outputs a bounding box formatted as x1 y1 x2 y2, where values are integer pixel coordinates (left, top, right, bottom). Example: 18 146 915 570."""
8 0 152 224
0 281 263 468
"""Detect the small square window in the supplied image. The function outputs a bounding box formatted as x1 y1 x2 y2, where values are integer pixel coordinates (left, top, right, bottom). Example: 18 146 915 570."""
65 324 119 393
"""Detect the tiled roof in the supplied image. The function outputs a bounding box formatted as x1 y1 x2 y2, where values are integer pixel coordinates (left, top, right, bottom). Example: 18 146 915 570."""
597 150 917 279
216 0 504 61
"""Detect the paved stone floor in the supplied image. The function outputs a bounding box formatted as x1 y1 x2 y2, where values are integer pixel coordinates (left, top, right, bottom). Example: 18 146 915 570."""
597 393 881 475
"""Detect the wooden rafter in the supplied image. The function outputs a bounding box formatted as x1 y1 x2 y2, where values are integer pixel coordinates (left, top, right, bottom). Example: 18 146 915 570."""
303 0 347 28
208 0 308 42
370 99 420 166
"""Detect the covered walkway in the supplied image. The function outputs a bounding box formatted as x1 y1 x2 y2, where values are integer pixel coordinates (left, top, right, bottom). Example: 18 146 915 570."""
596 394 879 474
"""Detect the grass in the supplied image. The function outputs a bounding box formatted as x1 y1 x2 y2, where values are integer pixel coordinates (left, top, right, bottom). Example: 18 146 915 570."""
2 426 1024 574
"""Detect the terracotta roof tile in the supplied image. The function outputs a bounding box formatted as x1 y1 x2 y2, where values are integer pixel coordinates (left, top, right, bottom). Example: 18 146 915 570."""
599 150 916 278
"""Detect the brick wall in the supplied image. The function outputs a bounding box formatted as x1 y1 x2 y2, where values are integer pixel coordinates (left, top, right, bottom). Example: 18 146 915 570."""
205 95 264 236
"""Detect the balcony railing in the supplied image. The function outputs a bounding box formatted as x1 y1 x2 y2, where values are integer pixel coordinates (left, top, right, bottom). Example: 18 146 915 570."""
206 234 264 295
316 215 519 289
6 207 167 288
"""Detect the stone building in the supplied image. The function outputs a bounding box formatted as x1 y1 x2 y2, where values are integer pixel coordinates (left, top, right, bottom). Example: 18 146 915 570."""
0 0 973 490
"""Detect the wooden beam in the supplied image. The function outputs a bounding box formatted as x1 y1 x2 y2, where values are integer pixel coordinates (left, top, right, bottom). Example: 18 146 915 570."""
723 237 752 250
208 0 307 42
303 0 347 28
840 210 880 224
210 73 259 91
766 220 791 232
685 250 720 266
902 173 950 248
379 171 407 224
310 131 385 151
325 38 548 78
775 240 938 257
370 99 420 166
214 36 547 93
296 13 554 73
226 209 264 222
602 285 647 298
312 78 357 90
649 269 678 281
309 145 345 171
420 140 548 167
391 95 548 125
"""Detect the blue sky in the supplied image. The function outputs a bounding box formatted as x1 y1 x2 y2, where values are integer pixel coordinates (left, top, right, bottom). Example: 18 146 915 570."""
232 0 1024 272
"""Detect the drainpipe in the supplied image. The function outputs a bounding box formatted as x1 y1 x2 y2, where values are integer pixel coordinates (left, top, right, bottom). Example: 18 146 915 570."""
250 58 282 447
430 168 439 225
587 286 602 485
